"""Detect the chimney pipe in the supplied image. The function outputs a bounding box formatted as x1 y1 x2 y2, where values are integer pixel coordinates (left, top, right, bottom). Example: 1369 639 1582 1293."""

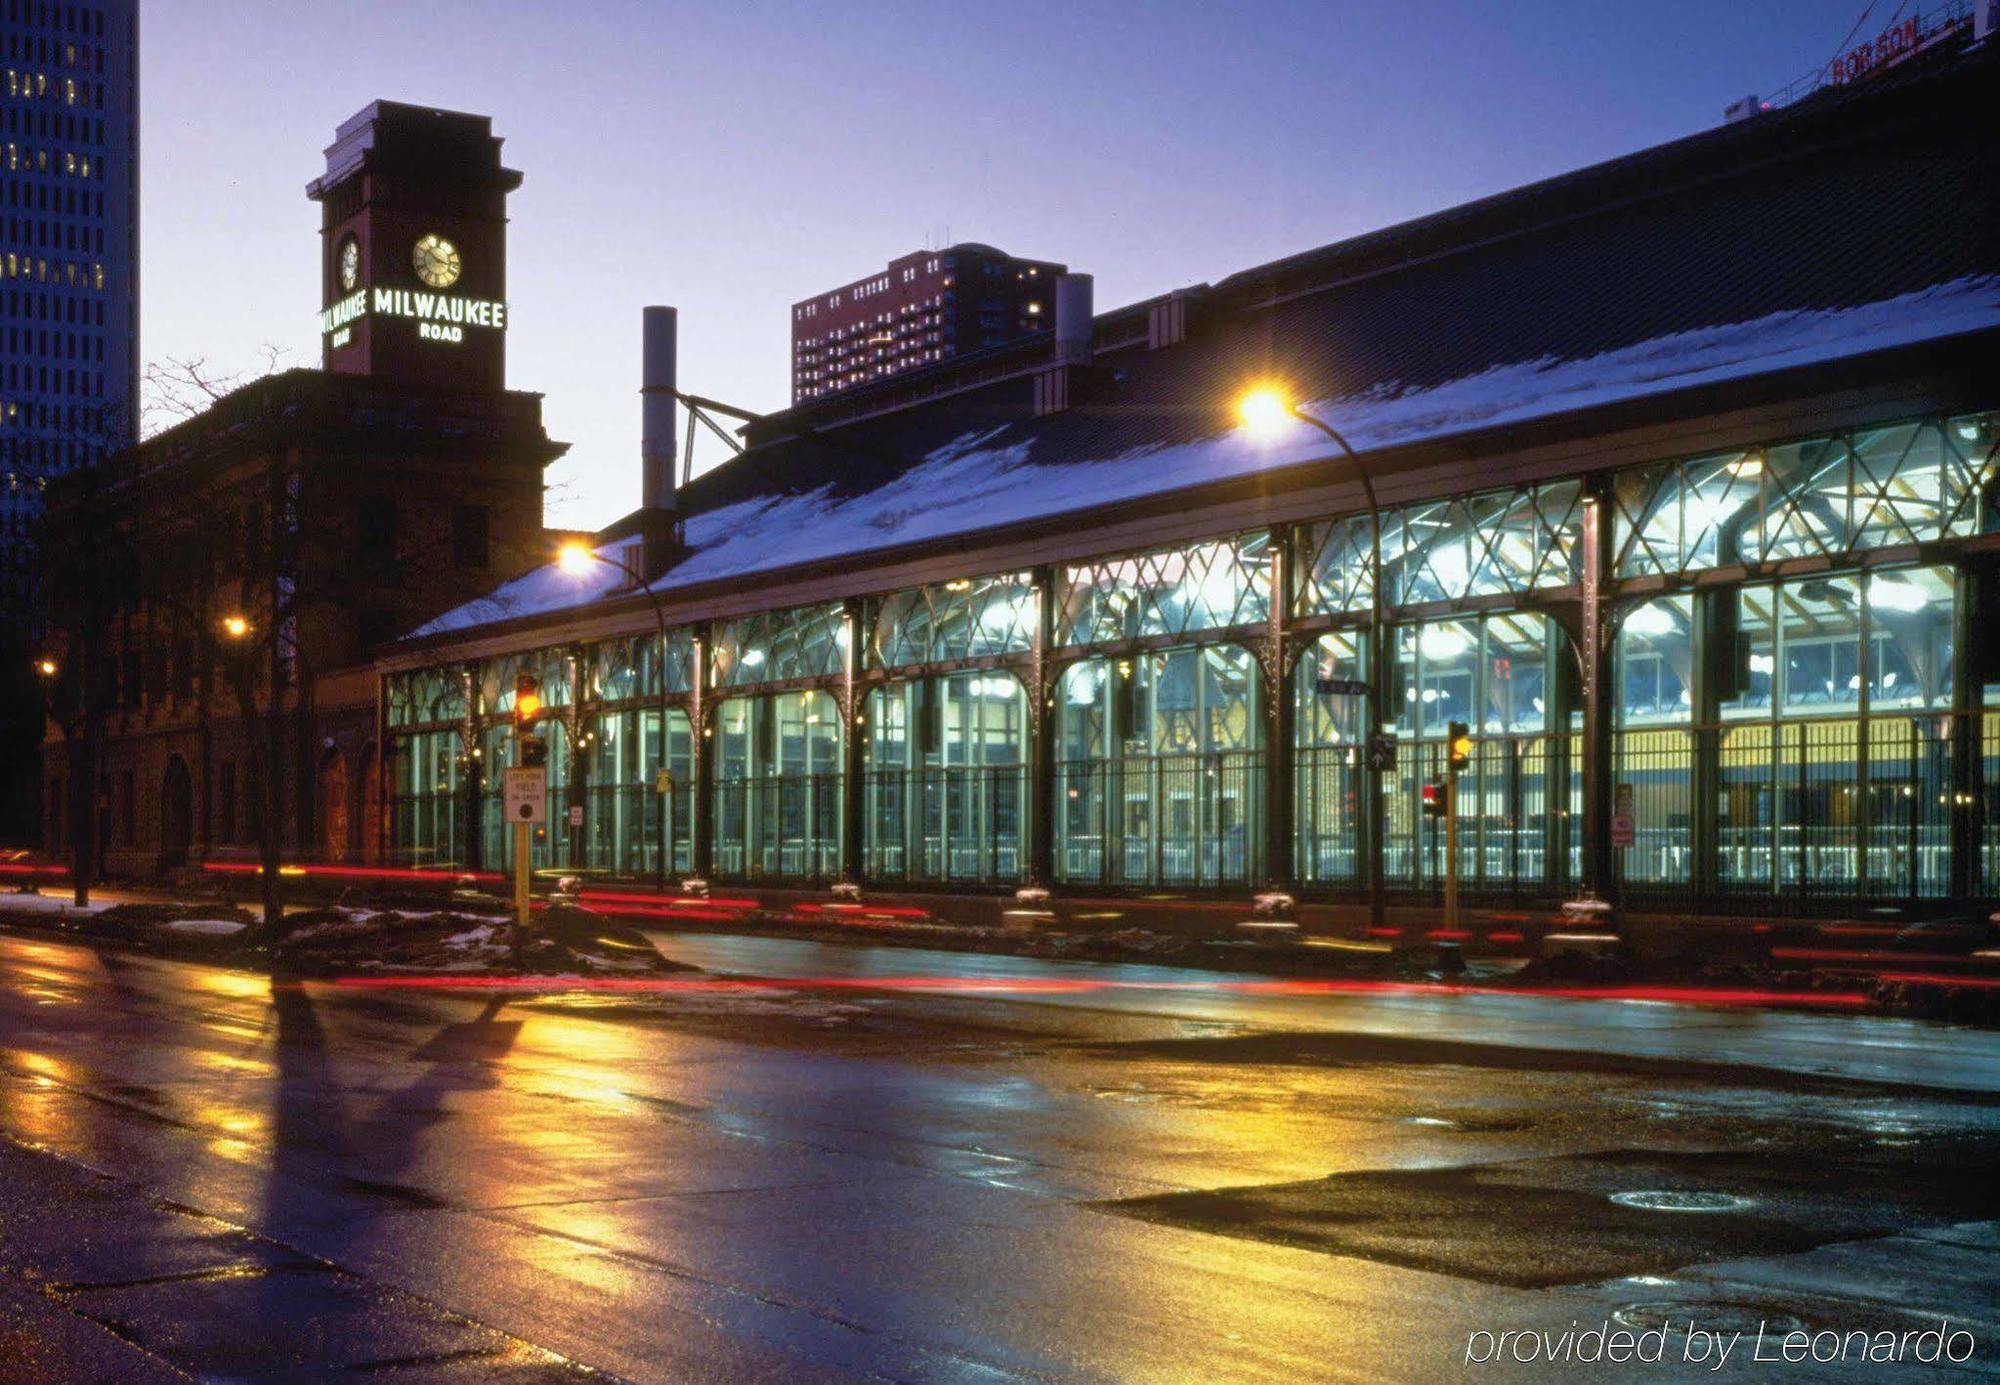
641 306 678 513
640 306 681 581
1054 274 1093 365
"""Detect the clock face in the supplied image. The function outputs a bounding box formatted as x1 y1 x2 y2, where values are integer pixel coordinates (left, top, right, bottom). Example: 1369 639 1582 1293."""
337 237 359 292
411 233 462 289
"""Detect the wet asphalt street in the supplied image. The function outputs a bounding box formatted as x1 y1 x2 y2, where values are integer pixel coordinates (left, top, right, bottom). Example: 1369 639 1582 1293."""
1 930 1998 1383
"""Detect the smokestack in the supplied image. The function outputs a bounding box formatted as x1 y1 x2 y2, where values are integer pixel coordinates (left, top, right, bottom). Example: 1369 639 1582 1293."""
640 306 681 580
1054 274 1093 365
641 306 678 512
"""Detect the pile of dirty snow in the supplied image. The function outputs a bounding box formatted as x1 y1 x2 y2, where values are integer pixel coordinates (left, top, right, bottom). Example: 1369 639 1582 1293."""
272 902 696 979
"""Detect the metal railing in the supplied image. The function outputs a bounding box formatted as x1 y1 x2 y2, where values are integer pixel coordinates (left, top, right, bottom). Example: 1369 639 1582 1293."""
1715 716 1954 901
862 764 1027 885
387 792 464 870
1758 1 1971 112
583 782 694 877
1295 744 1363 888
711 773 842 882
1618 712 1961 906
1054 751 1263 888
1380 735 1577 900
1614 727 1698 889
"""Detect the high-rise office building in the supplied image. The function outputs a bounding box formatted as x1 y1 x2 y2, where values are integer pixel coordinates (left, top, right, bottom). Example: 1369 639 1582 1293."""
791 243 1066 402
1 0 139 840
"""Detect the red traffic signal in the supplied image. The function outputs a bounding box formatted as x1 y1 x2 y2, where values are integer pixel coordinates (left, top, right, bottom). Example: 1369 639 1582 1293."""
1421 780 1448 819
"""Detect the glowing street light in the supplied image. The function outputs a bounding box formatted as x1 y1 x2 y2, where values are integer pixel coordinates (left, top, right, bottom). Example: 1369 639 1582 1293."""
557 540 597 577
1237 384 1295 439
221 613 251 641
34 657 57 679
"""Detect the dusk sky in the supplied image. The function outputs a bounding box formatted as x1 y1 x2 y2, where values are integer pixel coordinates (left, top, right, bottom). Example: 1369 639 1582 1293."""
144 0 1876 529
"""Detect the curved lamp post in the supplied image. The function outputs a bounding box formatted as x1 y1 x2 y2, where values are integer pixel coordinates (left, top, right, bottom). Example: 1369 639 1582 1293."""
559 543 674 891
1237 386 1389 930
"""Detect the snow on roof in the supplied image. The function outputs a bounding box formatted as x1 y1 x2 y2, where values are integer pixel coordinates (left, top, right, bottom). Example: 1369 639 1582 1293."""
409 273 2000 642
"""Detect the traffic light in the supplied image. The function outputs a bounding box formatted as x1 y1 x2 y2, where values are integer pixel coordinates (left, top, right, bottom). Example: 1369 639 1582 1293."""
1446 720 1472 773
514 672 542 726
519 734 548 770
1421 781 1448 819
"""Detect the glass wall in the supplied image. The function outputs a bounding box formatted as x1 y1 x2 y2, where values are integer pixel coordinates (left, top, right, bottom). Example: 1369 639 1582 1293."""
1294 631 1368 887
389 728 466 868
584 629 693 702
375 408 1994 912
713 603 847 688
1614 594 1696 889
585 707 694 876
1295 479 1582 617
1054 644 1261 887
1383 612 1570 896
712 690 841 881
1613 412 1999 579
1058 533 1270 645
479 648 573 716
1715 566 1956 900
386 667 466 729
863 673 1027 884
578 630 693 876
867 574 1037 667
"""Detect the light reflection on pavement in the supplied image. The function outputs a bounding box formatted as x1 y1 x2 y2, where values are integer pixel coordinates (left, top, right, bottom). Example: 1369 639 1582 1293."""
0 930 1996 1381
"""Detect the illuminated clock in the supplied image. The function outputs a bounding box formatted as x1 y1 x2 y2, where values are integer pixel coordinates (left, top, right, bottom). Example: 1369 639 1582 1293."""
337 236 360 292
412 233 461 289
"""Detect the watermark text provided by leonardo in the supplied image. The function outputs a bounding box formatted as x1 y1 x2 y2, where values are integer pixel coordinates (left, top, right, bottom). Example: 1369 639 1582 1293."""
1464 1319 1976 1369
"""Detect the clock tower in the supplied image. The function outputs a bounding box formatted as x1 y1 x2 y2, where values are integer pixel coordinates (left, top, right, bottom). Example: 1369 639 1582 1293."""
307 101 522 392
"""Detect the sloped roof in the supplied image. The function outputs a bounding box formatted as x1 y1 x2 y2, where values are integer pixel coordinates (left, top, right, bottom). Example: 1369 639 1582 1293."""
411 46 2000 642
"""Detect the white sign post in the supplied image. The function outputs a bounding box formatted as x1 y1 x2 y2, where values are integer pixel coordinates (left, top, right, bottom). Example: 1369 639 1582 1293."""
503 765 545 939
503 767 547 825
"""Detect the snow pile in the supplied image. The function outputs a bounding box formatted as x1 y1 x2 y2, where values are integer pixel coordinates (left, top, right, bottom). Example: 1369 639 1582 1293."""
163 918 250 937
272 903 697 979
0 892 114 915
413 275 2000 639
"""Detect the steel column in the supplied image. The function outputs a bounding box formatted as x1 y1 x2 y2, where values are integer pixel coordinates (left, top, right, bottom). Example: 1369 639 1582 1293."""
840 600 866 884
1028 564 1057 887
1578 481 1617 905
1262 525 1296 892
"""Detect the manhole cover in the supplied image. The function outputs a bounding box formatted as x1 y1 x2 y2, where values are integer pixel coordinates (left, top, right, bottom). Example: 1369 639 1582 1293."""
1614 1301 1805 1338
1609 1190 1752 1213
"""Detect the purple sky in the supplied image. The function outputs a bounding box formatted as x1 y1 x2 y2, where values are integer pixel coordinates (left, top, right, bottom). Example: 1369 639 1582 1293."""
142 0 1875 529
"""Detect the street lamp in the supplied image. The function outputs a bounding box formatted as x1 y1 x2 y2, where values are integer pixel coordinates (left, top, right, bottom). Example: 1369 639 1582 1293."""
1237 384 1390 929
221 613 251 641
34 657 57 679
558 542 674 890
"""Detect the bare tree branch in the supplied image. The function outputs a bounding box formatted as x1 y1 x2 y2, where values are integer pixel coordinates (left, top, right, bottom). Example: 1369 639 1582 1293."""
140 346 295 436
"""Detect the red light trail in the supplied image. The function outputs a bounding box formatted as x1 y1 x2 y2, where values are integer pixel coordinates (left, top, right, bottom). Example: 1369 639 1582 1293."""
326 971 1874 1010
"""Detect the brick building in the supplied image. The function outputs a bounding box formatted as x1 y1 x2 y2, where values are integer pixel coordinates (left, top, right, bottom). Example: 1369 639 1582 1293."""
38 101 564 876
791 244 1066 402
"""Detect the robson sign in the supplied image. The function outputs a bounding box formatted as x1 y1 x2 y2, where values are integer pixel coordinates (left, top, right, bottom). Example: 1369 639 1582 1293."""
319 286 508 345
